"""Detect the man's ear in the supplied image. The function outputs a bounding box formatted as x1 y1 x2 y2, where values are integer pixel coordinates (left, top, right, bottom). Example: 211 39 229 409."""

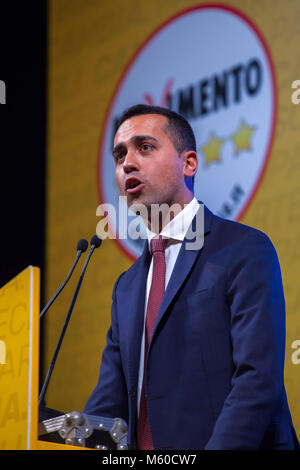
182 150 198 178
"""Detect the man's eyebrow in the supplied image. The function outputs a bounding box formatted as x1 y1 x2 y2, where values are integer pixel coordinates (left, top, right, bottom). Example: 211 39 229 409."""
131 135 158 144
112 135 158 156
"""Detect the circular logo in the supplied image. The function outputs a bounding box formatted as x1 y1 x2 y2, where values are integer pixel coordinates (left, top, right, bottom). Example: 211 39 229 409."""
98 4 276 260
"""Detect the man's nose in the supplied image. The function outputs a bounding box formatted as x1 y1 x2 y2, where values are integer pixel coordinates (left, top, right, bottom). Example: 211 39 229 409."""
123 149 139 173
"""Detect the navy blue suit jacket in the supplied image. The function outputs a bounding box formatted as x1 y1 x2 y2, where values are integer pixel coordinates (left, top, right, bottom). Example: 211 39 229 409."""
84 205 298 450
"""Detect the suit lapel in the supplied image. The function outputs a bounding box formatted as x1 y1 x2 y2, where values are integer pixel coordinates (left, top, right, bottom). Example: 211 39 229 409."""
121 242 150 394
149 203 213 349
121 204 214 390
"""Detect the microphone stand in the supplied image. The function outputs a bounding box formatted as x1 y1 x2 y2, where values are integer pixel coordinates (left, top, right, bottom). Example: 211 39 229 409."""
39 236 102 408
39 239 88 320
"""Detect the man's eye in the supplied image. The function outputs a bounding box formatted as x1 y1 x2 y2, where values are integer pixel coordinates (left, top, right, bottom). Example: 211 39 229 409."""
140 143 153 151
114 151 126 161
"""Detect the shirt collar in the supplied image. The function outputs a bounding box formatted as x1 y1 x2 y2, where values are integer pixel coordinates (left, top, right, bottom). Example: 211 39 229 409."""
147 197 200 250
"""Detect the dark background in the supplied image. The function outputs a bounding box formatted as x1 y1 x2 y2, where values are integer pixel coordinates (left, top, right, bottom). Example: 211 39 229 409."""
0 1 47 299
0 2 47 385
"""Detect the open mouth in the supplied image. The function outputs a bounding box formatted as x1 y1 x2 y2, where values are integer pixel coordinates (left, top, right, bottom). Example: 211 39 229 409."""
125 177 144 194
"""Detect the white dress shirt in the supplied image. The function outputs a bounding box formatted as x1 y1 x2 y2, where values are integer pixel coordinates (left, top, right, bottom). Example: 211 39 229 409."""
137 197 200 414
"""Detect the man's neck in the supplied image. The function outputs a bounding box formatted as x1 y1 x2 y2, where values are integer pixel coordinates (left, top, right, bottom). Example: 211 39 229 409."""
147 195 195 234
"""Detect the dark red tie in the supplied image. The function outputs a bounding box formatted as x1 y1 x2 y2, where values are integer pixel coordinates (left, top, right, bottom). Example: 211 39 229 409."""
137 236 166 450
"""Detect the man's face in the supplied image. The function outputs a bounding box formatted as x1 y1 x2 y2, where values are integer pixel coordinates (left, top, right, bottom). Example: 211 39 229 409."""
113 114 192 213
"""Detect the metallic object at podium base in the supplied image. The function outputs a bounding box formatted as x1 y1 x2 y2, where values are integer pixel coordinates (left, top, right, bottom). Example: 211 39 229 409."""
38 410 128 450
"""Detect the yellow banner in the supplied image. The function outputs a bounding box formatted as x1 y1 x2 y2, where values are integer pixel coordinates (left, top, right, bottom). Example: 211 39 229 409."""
0 267 40 449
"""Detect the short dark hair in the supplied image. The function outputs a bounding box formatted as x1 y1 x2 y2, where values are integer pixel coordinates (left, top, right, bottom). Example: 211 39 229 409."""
116 104 196 154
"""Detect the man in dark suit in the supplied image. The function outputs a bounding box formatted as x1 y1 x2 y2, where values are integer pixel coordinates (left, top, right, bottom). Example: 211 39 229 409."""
84 104 298 450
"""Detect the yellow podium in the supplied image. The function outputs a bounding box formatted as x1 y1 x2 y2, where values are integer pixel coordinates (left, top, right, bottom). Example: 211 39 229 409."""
0 267 88 450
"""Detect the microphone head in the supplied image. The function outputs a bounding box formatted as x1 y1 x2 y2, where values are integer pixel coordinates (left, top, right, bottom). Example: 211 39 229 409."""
90 234 102 248
77 238 89 252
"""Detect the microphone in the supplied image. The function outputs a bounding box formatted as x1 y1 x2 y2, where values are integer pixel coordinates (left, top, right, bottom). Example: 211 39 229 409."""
39 238 89 320
38 235 102 407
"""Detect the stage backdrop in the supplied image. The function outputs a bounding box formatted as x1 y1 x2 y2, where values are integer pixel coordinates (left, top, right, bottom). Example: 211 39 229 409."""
45 0 300 435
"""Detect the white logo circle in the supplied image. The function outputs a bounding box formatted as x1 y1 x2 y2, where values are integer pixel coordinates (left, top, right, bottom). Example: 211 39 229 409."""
98 4 276 260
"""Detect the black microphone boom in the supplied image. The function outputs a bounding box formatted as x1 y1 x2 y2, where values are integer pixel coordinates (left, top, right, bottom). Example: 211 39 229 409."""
38 235 102 407
39 239 88 320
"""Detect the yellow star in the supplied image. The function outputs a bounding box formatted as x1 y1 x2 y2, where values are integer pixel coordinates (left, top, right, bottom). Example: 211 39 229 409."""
231 120 256 155
200 133 224 166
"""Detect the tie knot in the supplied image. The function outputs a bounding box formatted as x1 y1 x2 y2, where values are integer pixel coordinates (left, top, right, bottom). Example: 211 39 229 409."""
151 236 166 254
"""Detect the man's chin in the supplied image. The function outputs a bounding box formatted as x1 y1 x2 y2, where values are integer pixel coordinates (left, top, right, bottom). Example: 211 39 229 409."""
127 198 150 218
